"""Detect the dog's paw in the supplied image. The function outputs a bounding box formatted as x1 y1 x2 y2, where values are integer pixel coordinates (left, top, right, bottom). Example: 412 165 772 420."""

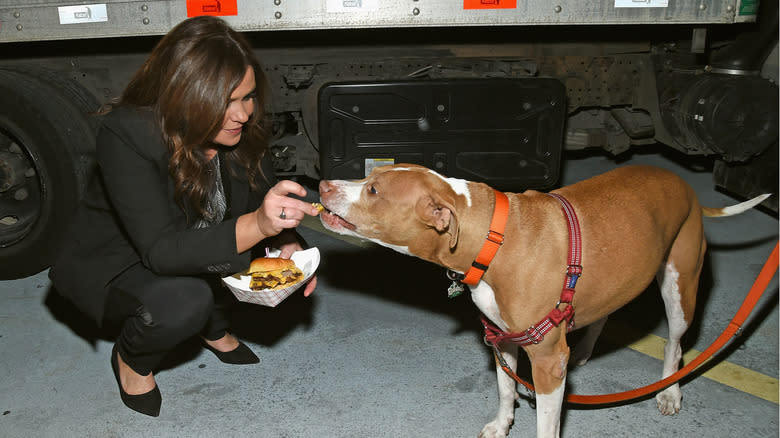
478 418 512 438
655 386 682 416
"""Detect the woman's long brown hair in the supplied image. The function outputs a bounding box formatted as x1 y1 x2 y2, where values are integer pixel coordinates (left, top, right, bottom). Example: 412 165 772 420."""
116 15 269 220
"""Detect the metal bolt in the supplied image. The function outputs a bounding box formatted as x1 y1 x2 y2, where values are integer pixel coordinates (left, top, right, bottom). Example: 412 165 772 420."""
274 0 281 5
413 8 420 15
141 5 149 11
726 5 734 12
16 24 22 31
13 11 20 18
14 188 28 201
554 5 562 13
699 3 706 10
142 17 150 25
275 11 282 19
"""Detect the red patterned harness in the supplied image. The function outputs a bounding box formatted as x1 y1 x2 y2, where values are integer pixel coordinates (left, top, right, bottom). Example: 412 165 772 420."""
481 192 583 347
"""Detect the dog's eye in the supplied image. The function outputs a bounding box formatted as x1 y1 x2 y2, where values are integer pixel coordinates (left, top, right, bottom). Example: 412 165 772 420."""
368 185 378 195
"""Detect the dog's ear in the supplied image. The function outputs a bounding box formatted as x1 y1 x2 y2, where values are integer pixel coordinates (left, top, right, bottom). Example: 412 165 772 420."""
416 195 460 248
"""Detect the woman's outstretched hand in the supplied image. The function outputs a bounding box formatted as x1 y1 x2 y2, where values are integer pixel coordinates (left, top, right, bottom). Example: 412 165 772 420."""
254 180 320 237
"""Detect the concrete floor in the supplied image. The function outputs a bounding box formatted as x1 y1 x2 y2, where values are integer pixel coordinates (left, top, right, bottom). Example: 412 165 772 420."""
0 147 777 438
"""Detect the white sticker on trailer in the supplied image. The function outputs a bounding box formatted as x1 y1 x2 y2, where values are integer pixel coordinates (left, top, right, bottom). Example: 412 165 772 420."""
365 158 395 177
58 4 108 24
614 0 668 7
326 0 379 13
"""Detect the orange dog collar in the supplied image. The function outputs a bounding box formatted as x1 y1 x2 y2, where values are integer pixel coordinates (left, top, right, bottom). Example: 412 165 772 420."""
460 190 509 285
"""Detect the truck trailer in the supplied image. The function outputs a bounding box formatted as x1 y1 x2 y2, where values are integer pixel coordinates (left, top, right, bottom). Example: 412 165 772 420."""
0 0 777 279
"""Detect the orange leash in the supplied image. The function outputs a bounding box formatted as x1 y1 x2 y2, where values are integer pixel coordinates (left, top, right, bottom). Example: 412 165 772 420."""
494 241 779 405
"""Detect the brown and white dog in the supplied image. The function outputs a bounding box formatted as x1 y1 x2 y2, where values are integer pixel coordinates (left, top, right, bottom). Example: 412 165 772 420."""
318 163 769 438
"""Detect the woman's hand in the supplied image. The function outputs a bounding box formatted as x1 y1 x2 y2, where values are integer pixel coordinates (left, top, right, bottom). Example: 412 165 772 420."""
235 180 319 254
301 275 317 297
254 180 320 238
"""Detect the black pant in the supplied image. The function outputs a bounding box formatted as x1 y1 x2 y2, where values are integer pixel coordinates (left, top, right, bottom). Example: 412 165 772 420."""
103 263 233 375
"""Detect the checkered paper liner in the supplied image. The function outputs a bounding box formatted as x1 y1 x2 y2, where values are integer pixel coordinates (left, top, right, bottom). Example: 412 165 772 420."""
222 247 320 307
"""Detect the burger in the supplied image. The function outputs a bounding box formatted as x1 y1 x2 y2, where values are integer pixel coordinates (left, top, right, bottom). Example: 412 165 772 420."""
248 257 304 291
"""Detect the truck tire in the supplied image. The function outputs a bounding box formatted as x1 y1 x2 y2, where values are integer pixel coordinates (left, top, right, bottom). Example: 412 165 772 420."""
0 67 100 279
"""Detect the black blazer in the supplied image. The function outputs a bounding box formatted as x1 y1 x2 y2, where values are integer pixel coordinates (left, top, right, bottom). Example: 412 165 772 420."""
50 105 276 323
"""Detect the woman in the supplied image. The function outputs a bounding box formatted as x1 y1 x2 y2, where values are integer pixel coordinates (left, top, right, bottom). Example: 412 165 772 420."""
49 16 319 417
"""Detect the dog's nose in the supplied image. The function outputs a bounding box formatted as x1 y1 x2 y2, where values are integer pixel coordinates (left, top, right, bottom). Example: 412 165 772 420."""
319 180 333 195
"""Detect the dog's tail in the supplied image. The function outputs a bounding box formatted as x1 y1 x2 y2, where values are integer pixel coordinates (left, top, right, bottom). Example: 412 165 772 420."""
702 193 772 217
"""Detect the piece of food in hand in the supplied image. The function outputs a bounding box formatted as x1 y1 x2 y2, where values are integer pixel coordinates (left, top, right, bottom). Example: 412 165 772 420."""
312 202 325 214
248 257 304 291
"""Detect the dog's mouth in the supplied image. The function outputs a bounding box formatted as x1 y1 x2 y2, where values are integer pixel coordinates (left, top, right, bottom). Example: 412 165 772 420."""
319 206 357 232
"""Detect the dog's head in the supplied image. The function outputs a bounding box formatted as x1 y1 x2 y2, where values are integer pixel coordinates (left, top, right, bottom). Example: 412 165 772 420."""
318 164 472 256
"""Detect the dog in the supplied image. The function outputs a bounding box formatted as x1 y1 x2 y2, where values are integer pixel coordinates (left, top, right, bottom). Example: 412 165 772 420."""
317 163 770 437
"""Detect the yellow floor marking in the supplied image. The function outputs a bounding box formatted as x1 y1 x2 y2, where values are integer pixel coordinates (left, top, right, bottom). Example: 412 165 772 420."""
604 322 779 404
301 216 779 404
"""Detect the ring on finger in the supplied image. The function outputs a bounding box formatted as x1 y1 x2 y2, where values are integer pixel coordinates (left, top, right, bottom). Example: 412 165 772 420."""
279 207 286 220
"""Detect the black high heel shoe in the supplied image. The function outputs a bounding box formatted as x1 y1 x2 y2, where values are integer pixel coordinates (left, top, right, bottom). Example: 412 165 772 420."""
203 339 260 364
110 345 162 417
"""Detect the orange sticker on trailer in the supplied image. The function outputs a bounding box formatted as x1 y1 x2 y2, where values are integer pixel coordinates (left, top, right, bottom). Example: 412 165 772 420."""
186 0 238 17
463 0 516 9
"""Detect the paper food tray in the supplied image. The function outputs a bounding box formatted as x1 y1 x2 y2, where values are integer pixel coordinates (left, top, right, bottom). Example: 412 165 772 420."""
222 247 320 307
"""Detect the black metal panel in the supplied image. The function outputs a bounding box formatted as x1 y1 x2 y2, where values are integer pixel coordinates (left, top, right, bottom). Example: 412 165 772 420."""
318 78 566 190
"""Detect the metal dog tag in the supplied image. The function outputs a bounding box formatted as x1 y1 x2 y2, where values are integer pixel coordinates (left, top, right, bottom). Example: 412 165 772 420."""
447 281 464 298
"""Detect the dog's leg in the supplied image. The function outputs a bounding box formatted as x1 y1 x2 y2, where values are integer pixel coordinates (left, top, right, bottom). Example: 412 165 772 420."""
525 329 570 438
479 343 519 438
655 214 705 415
472 282 520 437
569 316 608 366
655 262 687 415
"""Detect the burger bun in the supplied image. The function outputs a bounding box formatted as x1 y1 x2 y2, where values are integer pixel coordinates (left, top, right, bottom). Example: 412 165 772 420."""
249 257 296 274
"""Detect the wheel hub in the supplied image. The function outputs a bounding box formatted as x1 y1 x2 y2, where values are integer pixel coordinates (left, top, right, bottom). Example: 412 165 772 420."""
0 147 29 193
